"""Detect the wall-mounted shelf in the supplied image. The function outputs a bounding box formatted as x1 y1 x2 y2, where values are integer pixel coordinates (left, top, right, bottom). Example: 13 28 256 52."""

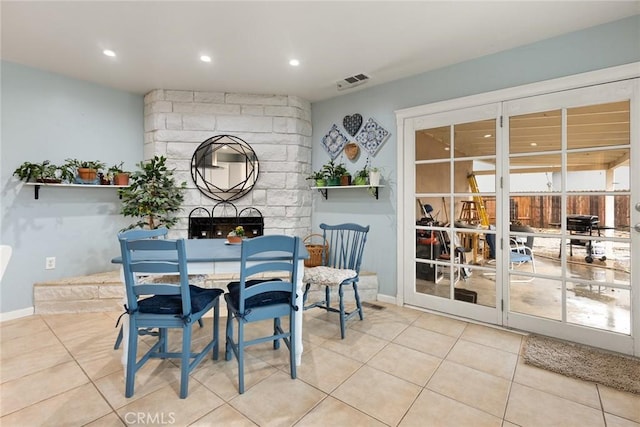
311 185 383 200
24 182 129 200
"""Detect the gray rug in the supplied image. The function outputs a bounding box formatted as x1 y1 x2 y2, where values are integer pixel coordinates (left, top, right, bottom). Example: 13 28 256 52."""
523 334 640 395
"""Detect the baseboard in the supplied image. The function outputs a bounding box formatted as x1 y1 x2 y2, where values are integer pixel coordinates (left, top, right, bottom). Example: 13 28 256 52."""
376 293 396 305
1 307 34 322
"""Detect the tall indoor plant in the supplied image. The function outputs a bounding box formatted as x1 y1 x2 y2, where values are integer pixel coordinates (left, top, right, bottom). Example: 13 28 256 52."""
119 155 187 230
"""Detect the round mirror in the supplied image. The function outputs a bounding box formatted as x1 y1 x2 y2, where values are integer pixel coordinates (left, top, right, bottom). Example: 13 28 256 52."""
191 135 259 201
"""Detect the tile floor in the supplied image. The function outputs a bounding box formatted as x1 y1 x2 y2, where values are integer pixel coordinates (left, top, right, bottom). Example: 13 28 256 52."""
1 302 639 426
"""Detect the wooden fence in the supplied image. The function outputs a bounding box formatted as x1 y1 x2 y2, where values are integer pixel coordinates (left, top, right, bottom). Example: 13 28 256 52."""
482 195 630 229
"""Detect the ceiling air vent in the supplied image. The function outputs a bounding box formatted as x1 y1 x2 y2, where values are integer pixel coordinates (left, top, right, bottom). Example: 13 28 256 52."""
336 73 370 91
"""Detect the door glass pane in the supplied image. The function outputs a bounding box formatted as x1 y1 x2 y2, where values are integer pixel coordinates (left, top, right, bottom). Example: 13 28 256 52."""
566 149 629 192
510 110 561 154
567 101 630 150
417 162 450 193
454 119 496 157
510 278 562 320
416 126 450 161
567 282 630 334
509 154 561 193
509 195 560 229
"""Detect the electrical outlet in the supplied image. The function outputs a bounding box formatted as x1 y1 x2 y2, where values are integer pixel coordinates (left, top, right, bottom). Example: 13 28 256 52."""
45 257 56 270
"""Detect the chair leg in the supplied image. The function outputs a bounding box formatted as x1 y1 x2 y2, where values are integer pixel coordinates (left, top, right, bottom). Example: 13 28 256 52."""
179 324 192 399
159 328 168 356
238 321 245 394
325 285 331 308
353 282 364 321
273 317 281 350
125 320 138 398
225 312 233 361
338 284 346 339
212 300 219 360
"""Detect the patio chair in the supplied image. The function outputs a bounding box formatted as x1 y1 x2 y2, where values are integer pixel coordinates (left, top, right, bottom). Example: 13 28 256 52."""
509 237 536 282
302 223 369 339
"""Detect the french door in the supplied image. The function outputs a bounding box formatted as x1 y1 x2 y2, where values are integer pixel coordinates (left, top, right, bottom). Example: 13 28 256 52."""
399 73 639 356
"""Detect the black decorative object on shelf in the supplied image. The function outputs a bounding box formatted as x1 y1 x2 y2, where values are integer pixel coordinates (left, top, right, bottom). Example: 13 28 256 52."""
187 203 264 239
191 135 259 202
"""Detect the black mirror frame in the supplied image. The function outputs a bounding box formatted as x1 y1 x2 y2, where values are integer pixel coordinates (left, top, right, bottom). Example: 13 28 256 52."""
190 134 259 202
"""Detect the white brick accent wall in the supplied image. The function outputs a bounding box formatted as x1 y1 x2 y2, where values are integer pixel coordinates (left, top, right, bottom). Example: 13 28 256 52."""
144 89 313 238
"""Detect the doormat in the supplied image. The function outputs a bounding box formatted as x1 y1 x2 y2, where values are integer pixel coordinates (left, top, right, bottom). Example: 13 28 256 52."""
523 334 640 394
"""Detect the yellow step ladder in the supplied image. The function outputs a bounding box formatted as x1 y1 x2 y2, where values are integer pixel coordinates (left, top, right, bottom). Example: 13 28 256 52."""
467 174 490 227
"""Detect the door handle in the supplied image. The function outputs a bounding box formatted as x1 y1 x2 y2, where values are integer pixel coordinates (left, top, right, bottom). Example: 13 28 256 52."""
635 224 640 233
636 202 640 212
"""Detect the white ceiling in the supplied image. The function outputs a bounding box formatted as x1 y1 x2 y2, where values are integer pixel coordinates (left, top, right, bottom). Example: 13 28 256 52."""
2 1 638 102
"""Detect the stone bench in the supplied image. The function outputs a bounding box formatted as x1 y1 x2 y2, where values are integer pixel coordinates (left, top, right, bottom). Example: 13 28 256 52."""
33 270 379 314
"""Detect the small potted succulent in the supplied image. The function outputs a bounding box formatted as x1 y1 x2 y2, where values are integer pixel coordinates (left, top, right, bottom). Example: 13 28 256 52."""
227 225 245 244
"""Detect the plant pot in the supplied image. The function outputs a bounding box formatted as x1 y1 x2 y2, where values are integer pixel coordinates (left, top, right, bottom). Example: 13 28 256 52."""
353 176 367 186
77 168 98 182
369 170 381 186
227 236 243 244
113 173 130 186
314 178 327 187
327 177 340 186
340 175 351 186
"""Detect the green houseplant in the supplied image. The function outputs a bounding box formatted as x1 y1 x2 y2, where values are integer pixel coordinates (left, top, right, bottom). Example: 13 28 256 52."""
108 162 130 186
322 159 347 186
64 159 106 183
119 155 187 230
13 160 74 183
306 170 327 187
353 166 368 186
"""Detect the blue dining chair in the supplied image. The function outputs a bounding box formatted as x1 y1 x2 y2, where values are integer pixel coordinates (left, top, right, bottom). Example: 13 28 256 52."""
118 229 223 398
224 235 300 394
302 223 369 339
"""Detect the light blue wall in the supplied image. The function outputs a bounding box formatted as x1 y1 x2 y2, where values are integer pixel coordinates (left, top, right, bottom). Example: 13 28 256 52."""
310 15 640 298
1 61 144 313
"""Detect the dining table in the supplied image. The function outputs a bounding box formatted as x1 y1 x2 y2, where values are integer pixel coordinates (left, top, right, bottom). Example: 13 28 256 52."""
111 238 309 370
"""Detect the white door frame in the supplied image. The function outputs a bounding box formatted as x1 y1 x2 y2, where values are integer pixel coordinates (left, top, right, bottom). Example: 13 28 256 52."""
396 62 640 356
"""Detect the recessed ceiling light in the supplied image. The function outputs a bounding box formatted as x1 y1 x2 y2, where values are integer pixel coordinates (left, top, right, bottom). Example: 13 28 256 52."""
103 49 116 57
484 134 492 138
200 55 212 63
444 147 450 151
530 142 538 146
289 59 300 66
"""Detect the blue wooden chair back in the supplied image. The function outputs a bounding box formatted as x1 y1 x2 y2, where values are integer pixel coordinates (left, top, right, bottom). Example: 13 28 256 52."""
236 235 300 318
119 235 191 316
320 223 369 272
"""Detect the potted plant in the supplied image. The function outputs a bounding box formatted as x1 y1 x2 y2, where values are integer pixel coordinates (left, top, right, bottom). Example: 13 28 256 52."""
108 162 130 186
13 160 73 183
227 225 245 244
65 159 106 183
306 170 327 187
119 155 187 230
353 166 368 186
322 159 346 186
340 170 351 186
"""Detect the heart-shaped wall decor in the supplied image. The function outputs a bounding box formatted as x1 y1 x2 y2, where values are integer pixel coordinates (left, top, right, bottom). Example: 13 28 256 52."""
343 114 363 137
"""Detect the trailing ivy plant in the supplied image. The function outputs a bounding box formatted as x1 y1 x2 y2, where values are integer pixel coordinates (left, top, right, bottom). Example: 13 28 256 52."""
118 156 187 230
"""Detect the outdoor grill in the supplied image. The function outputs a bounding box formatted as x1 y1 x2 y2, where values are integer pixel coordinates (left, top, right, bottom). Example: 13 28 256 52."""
566 214 606 263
